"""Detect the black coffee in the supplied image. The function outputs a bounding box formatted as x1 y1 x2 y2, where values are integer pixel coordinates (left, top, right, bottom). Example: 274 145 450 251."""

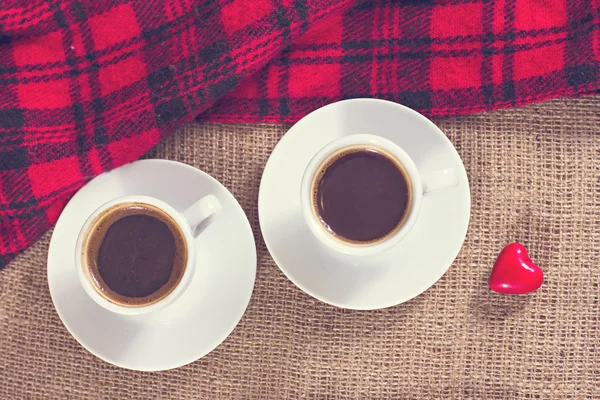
312 147 411 244
84 203 187 306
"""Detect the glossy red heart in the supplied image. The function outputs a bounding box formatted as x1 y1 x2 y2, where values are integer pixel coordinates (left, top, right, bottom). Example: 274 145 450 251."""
489 243 544 294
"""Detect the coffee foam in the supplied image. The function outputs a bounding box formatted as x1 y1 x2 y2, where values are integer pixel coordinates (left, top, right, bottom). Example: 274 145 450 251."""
82 202 188 307
310 145 413 245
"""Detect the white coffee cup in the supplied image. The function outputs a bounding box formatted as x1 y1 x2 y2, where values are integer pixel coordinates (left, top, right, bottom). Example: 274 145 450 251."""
300 133 458 256
75 194 221 315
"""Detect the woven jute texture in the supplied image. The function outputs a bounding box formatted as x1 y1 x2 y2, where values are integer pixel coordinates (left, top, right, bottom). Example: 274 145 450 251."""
1 97 599 399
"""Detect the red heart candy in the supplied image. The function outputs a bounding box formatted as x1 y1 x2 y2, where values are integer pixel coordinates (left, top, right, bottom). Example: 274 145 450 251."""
489 243 544 294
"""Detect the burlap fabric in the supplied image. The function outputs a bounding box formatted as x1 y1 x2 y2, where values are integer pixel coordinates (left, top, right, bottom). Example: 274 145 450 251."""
1 97 598 399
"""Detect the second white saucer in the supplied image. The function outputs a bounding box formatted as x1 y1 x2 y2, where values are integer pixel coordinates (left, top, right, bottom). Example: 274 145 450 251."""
48 160 256 371
258 99 470 310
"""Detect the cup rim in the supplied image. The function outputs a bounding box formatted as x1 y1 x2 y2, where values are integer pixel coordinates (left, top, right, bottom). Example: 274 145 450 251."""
300 133 423 256
75 195 196 315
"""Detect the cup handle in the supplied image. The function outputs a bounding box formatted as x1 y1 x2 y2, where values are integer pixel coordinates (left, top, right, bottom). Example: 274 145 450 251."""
421 168 459 194
182 194 222 236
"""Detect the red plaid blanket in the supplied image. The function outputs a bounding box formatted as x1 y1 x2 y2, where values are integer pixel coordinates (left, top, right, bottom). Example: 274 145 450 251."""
0 0 598 268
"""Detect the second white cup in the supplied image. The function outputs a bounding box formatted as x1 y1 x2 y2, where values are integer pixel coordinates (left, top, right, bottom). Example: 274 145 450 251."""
300 133 458 256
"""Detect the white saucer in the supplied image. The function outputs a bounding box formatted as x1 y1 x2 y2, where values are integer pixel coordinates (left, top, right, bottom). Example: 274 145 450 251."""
258 99 470 310
48 160 256 371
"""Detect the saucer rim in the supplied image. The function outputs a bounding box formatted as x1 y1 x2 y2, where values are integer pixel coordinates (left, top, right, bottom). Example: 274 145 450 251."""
47 159 257 371
258 98 471 310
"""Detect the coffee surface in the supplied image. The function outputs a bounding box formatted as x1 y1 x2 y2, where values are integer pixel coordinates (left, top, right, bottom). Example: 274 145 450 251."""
85 203 187 306
314 147 411 243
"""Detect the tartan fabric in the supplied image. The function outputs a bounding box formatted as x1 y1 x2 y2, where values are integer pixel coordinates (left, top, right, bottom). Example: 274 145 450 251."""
0 0 598 269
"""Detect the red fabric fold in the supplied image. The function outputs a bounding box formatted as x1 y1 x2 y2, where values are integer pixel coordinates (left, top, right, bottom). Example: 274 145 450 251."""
0 0 599 268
